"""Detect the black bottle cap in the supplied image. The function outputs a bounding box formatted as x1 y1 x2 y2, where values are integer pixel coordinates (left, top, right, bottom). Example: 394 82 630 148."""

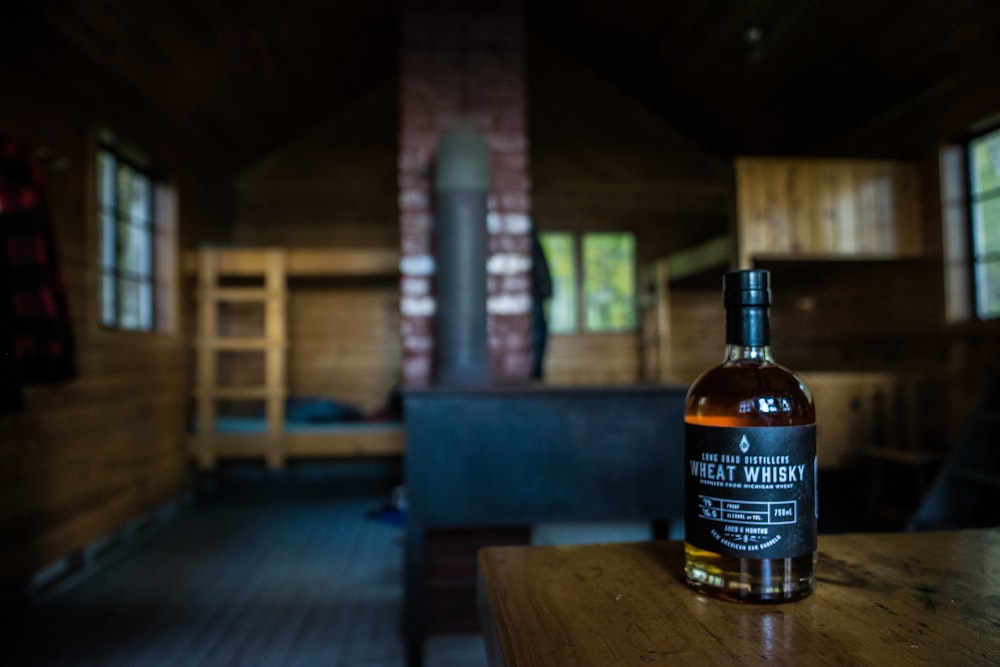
724 269 771 308
724 270 771 346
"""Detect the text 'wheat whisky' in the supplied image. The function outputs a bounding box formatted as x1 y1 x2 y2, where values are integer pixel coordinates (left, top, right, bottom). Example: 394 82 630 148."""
684 269 817 603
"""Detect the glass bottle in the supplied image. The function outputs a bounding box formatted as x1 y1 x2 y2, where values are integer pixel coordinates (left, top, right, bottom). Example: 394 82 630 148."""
683 269 817 603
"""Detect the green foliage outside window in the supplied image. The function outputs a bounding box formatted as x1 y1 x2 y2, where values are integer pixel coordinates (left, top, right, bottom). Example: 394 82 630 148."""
539 231 635 333
539 233 577 333
969 127 1000 319
583 233 635 331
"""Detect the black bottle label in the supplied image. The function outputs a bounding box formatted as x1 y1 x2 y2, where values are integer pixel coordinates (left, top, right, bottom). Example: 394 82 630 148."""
685 424 817 559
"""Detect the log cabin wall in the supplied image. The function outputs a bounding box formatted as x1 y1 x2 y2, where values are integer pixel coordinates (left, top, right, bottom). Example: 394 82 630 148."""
790 66 1000 447
646 220 956 480
2 4 996 593
0 19 233 588
911 108 1000 444
233 84 400 250
797 20 1000 446
657 100 1000 452
527 38 734 385
224 11 747 406
227 28 739 396
231 85 402 413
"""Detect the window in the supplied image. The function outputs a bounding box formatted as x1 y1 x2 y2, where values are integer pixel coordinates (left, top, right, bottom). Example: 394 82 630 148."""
539 231 636 333
969 126 1000 319
96 143 176 332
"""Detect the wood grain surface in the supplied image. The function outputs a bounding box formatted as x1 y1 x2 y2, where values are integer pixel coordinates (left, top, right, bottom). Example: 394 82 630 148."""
479 529 1000 666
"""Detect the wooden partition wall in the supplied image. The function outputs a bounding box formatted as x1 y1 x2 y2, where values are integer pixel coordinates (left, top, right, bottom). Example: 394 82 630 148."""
231 85 402 413
528 38 734 386
1 28 232 587
735 158 923 267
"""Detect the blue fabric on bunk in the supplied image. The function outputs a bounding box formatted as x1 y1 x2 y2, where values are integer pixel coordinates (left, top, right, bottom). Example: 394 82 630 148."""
195 396 397 434
212 417 399 434
284 396 363 423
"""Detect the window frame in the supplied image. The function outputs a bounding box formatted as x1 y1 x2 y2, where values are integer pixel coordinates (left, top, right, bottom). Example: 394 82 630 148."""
965 124 1000 321
540 230 637 335
94 136 177 336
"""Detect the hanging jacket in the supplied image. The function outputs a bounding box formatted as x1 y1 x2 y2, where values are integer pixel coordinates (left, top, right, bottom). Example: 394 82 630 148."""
0 136 76 413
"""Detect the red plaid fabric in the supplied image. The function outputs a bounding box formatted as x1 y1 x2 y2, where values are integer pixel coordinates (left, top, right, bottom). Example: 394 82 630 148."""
1 136 76 412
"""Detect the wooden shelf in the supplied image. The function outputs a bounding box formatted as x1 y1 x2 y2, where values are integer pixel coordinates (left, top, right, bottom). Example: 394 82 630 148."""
184 246 400 277
195 338 284 351
194 386 285 400
196 287 273 302
662 235 732 284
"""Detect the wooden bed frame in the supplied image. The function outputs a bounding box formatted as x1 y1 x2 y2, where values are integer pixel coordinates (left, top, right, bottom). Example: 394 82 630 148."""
186 246 404 470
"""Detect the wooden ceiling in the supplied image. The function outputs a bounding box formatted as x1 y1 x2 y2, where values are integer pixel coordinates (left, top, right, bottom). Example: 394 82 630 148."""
17 0 1000 167
530 0 1000 158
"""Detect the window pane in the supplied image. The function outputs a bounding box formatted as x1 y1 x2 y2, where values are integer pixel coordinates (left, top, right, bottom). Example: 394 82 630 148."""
975 259 1000 319
972 197 1000 259
99 146 157 330
969 128 1000 195
97 151 115 209
582 233 635 331
973 195 1000 320
540 233 577 333
967 127 1000 321
118 279 144 330
121 220 152 277
101 273 116 326
116 164 132 217
99 151 117 276
139 281 154 329
129 172 152 227
101 214 116 271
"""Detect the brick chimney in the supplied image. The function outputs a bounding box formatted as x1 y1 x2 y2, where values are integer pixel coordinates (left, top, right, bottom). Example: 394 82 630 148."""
398 0 532 386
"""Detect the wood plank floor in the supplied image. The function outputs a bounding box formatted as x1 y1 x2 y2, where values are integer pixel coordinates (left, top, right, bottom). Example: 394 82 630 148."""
1 463 487 667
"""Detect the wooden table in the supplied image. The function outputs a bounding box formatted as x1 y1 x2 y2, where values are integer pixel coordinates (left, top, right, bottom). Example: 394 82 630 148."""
477 529 1000 666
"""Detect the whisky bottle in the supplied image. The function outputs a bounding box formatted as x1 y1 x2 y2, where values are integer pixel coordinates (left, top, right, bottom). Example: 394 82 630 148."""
684 269 817 603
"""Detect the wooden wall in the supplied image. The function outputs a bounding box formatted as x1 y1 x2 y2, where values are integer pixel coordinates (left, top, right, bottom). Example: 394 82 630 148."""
3 7 997 591
230 36 738 396
912 121 1000 444
805 72 1000 445
231 85 401 413
659 207 984 458
641 152 960 472
233 84 399 250
0 18 233 588
735 159 923 267
527 37 734 385
648 82 1000 452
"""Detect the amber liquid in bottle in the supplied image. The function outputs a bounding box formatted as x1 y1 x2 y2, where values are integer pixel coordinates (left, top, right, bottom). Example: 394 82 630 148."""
684 270 816 603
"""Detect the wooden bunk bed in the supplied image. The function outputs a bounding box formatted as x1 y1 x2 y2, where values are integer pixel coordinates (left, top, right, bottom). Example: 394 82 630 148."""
187 247 404 470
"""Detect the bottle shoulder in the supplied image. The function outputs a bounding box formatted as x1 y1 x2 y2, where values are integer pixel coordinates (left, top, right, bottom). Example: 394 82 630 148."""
686 360 815 426
689 359 812 392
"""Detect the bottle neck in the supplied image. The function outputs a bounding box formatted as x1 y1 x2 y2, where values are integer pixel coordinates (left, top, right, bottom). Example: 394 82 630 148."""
723 343 774 363
725 305 771 358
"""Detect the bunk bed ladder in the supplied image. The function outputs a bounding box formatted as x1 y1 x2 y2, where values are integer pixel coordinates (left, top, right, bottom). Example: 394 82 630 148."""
193 249 288 469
